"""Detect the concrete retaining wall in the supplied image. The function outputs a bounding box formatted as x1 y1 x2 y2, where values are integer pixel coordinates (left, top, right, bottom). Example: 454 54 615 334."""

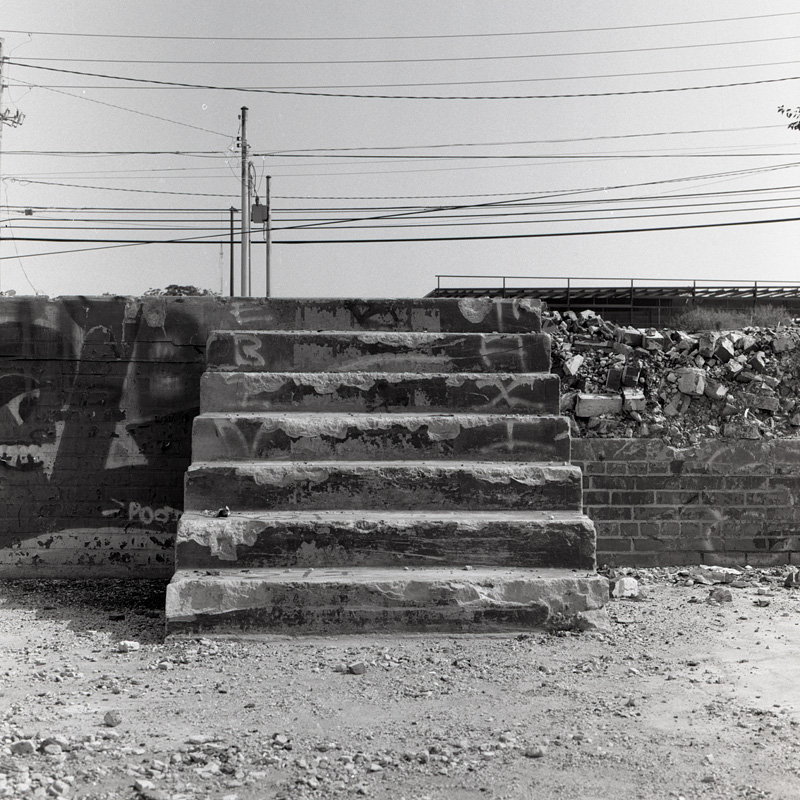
572 438 800 568
0 295 537 577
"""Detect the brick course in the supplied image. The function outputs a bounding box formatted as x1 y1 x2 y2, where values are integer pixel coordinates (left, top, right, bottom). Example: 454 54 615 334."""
573 438 800 567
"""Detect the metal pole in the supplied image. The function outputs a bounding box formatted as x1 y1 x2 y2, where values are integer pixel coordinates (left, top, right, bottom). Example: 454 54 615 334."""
0 39 4 292
239 106 250 297
630 279 634 325
229 206 235 297
265 175 272 298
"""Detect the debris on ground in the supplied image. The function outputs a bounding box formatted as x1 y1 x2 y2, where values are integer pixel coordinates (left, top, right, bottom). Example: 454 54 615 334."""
545 308 800 447
2 574 800 799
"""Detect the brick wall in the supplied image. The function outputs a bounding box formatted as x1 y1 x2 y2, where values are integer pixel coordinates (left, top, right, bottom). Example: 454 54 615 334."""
572 438 800 568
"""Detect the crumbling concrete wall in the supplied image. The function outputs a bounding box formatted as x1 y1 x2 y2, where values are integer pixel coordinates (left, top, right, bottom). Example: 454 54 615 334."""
0 295 227 576
573 438 800 568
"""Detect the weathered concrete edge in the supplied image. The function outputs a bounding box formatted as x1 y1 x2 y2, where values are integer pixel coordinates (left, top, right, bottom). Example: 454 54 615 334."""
164 570 610 635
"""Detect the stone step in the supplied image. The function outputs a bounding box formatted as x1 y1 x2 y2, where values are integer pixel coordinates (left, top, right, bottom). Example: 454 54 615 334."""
192 412 571 462
200 371 560 415
176 509 596 570
210 297 541 334
184 460 583 513
165 566 609 635
205 331 551 374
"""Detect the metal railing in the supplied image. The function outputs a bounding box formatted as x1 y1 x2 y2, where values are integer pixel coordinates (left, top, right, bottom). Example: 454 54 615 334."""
431 275 800 325
434 274 800 296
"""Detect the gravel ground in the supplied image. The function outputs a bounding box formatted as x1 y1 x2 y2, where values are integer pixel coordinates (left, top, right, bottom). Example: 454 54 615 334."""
1 569 800 799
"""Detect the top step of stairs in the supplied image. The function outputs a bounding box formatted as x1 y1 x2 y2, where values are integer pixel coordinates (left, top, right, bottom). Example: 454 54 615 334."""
206 331 551 374
206 297 543 334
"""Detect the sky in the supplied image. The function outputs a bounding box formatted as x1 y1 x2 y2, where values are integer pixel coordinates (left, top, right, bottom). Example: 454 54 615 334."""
1 1 800 298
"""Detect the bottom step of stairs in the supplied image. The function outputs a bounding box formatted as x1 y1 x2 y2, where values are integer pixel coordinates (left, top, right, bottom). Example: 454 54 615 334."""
165 567 610 636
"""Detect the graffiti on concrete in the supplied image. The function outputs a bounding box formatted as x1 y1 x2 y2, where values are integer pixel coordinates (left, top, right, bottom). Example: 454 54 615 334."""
0 296 203 571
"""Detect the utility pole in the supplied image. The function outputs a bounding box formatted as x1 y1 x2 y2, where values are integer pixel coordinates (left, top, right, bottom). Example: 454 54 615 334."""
0 40 26 292
265 175 272 298
239 106 250 296
0 38 4 293
229 206 236 297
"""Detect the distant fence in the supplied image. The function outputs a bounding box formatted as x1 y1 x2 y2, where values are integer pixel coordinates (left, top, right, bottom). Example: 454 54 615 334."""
429 275 800 326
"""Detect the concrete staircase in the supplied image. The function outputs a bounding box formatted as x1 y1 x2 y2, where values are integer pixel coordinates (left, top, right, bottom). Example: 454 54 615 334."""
165 298 607 635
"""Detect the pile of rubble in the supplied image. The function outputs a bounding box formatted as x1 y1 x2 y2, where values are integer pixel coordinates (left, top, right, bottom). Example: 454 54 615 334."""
545 308 800 447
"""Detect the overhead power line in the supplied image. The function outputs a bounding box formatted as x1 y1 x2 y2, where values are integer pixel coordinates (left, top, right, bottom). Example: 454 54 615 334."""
271 124 786 152
10 198 800 233
10 61 800 100
5 234 233 244
3 12 800 40
273 203 800 231
11 78 232 138
5 214 800 261
0 237 242 261
10 34 800 66
15 48 800 66
273 214 800 243
7 186 800 224
12 192 800 234
3 150 226 156
6 178 236 197
11 162 800 203
12 60 800 93
1 122 787 159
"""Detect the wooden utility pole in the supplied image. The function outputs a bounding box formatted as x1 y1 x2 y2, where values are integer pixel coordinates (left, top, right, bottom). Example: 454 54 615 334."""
239 106 250 296
229 206 236 297
265 175 272 298
0 40 27 291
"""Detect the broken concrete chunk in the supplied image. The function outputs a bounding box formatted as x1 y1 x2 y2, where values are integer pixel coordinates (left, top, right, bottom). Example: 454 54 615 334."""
663 392 690 417
773 334 796 353
708 587 733 603
748 352 768 373
622 363 641 388
612 341 634 357
622 388 646 413
697 333 719 358
676 368 705 397
575 393 623 417
759 374 780 389
738 335 758 353
713 338 735 363
695 565 741 583
611 576 641 599
643 330 666 351
703 379 728 401
672 331 698 352
605 365 623 391
726 360 744 378
562 354 584 377
614 327 644 348
103 710 123 727
738 392 779 413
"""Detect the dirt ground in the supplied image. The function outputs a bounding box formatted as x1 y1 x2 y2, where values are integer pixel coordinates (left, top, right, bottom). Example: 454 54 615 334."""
1 569 800 800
